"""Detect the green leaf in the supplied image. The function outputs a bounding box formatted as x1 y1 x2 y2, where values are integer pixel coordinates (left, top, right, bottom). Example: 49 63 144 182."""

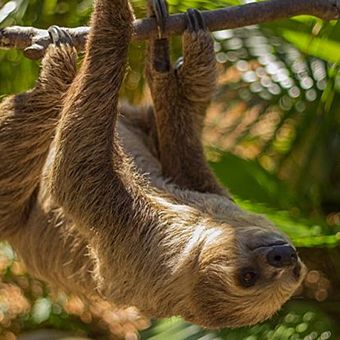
282 30 340 64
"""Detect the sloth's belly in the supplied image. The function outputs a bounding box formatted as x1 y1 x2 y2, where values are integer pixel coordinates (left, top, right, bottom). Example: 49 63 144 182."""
116 117 165 186
41 113 167 208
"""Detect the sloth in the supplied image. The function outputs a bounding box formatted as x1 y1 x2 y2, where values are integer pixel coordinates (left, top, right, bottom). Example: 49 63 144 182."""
0 0 306 329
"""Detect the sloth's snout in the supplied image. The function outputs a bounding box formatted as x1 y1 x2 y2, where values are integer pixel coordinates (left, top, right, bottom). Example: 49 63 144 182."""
266 245 297 268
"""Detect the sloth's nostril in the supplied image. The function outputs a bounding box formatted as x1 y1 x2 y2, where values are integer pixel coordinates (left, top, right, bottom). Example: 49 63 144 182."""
267 245 297 268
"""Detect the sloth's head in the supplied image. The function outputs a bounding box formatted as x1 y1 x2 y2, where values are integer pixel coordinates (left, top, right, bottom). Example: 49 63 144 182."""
178 213 306 329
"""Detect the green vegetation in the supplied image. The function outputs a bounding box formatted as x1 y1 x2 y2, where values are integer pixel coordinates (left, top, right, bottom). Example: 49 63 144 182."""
0 0 339 338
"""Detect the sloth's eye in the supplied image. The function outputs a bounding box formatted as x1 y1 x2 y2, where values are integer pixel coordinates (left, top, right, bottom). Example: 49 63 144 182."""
240 268 258 288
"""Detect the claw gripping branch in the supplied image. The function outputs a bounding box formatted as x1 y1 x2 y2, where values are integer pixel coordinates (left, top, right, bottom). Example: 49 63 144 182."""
0 0 339 59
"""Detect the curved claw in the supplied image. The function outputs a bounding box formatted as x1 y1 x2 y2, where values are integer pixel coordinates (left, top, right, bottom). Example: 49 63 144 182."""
175 56 184 70
152 0 168 39
186 8 207 32
48 25 73 46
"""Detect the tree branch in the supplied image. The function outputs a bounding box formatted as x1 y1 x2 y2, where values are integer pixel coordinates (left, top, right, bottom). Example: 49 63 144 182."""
1 0 339 59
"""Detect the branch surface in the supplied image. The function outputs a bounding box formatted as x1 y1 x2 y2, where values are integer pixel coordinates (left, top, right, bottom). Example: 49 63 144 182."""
1 0 339 59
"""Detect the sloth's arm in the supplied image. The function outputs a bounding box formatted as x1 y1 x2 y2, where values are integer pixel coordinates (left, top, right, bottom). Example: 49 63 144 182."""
50 0 157 241
49 0 169 304
0 42 77 237
146 6 226 195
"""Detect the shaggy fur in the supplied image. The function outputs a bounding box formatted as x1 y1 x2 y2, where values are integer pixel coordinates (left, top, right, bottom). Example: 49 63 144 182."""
0 0 306 329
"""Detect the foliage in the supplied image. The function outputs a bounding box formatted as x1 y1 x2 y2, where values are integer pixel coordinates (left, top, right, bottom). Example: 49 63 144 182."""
141 302 335 340
0 0 339 338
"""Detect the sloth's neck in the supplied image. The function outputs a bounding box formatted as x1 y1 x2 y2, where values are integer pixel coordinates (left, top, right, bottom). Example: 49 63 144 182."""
96 195 227 317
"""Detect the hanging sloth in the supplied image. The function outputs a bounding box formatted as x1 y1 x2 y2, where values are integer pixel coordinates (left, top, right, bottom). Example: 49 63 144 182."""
0 0 306 328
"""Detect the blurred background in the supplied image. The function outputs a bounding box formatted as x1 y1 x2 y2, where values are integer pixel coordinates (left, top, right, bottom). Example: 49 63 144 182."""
0 0 339 339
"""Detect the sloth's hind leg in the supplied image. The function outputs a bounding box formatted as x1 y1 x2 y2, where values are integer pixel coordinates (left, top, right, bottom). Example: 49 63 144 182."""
0 26 77 238
146 4 227 196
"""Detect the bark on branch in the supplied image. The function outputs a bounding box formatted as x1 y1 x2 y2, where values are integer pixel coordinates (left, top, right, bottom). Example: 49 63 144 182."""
1 0 339 59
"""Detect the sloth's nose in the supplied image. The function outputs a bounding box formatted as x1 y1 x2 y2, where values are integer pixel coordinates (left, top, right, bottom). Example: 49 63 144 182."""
266 245 297 268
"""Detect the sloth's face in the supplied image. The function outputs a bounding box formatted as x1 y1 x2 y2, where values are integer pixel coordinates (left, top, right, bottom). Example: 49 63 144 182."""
184 221 306 329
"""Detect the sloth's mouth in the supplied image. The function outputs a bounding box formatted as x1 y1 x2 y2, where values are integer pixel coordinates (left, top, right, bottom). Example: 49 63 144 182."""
292 262 303 279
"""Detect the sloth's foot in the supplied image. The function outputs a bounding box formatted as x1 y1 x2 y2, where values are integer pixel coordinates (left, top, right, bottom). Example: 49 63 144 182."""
40 26 77 89
48 25 74 46
186 8 207 32
175 9 212 71
151 0 168 38
177 8 215 67
148 0 170 73
172 9 215 102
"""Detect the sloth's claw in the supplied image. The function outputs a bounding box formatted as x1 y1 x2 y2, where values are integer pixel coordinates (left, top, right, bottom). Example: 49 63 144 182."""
186 8 207 32
152 0 168 38
175 56 184 69
48 25 73 46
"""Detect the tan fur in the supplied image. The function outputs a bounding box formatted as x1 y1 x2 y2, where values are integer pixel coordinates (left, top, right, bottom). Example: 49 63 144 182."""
0 0 306 329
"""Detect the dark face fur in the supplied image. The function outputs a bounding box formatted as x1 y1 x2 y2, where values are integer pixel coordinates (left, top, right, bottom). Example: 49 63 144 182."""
182 220 306 329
